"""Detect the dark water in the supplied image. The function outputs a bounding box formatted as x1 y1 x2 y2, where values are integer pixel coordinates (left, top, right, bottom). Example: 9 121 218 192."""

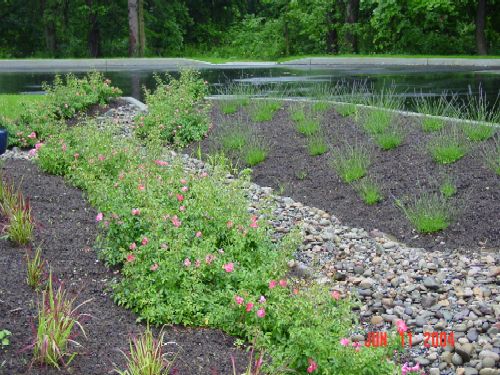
0 65 499 110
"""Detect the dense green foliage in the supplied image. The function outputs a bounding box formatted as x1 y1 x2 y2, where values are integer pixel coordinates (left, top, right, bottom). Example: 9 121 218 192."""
0 0 498 58
24 69 400 374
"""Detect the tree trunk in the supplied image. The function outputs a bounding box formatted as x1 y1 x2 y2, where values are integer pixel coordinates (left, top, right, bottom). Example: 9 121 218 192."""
41 0 57 56
344 0 360 53
138 0 146 56
128 0 139 57
326 10 338 53
475 0 487 55
87 0 101 57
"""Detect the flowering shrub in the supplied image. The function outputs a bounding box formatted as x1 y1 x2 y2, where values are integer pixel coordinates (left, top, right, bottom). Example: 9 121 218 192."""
135 70 211 147
36 116 398 374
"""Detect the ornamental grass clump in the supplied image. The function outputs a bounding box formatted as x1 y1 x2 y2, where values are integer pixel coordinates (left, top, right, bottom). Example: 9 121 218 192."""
354 178 383 205
115 327 174 375
307 133 328 156
335 103 357 118
249 100 281 122
462 123 495 142
330 142 371 183
440 178 457 198
289 103 306 122
0 178 34 245
421 117 445 132
312 101 331 112
26 245 46 289
427 128 469 164
219 124 249 152
482 136 500 175
396 192 455 233
362 109 392 135
296 118 320 136
32 275 89 368
219 100 240 114
373 125 405 151
244 137 268 166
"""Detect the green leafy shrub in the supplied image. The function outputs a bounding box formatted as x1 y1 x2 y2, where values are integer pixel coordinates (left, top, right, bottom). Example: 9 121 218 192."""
135 70 211 147
427 128 468 164
397 192 455 233
248 100 281 122
331 142 371 182
354 178 383 205
307 134 328 156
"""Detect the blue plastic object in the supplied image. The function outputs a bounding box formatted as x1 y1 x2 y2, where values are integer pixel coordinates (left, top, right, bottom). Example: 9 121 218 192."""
0 129 8 155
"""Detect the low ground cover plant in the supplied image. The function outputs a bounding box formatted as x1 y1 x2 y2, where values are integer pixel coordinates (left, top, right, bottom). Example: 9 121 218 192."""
289 103 306 122
244 137 268 166
462 123 495 142
396 192 456 233
421 117 445 132
135 70 211 147
248 100 281 122
296 118 320 136
307 134 328 156
32 275 88 368
219 123 250 152
361 109 393 135
311 101 331 112
439 177 457 198
330 142 371 183
373 126 405 151
427 128 469 164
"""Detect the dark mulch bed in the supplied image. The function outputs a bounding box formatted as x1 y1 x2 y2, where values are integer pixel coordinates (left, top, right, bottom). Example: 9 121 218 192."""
188 101 499 252
0 160 247 374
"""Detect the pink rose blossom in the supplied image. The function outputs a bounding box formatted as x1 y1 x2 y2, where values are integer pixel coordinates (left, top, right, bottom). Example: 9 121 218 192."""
98 154 105 161
138 184 145 191
150 263 159 271
307 359 318 373
154 160 168 166
179 205 186 212
141 237 149 246
131 208 140 215
234 296 244 305
331 290 340 300
195 231 202 238
181 186 188 192
205 254 215 265
28 132 36 139
28 149 37 157
184 258 191 267
279 279 287 287
180 179 187 184
95 212 103 222
352 342 361 351
226 221 233 229
396 320 408 333
171 216 181 228
176 194 184 202
129 242 137 250
126 253 136 262
61 144 67 152
223 263 234 273
35 142 43 150
340 338 349 346
250 215 258 228
268 280 277 289
259 295 266 303
293 288 299 295
195 259 201 268
245 302 254 312
74 153 79 159
256 308 266 318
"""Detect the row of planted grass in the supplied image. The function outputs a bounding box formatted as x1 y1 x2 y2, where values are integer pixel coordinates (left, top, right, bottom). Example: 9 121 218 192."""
11 71 399 374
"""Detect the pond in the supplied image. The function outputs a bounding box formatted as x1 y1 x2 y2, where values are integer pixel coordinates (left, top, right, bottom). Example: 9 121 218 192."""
0 65 499 112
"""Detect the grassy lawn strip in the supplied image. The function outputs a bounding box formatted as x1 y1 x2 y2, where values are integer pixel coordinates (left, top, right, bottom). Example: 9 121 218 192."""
0 95 45 121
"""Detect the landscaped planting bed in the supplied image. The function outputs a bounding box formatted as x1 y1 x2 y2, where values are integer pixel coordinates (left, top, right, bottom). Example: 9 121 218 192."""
188 100 500 252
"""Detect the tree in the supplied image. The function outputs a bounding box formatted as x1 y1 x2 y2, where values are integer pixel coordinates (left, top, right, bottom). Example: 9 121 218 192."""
128 0 144 56
344 0 360 52
476 0 487 54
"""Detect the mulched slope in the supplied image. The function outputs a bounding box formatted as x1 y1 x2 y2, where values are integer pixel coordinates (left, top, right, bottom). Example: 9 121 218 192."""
190 102 499 252
0 160 247 375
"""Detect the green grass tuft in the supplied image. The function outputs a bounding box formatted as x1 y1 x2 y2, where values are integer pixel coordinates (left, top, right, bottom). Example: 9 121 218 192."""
440 179 457 198
219 126 249 151
244 138 268 166
463 123 495 142
312 101 331 112
296 119 320 136
335 103 357 117
307 134 328 156
373 127 405 150
482 137 500 175
330 142 371 183
249 100 281 122
362 110 392 135
354 178 383 205
397 192 455 233
421 117 445 132
428 129 468 164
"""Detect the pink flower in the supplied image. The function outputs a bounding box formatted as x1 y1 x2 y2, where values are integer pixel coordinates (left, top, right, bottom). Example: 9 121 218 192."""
205 254 215 265
141 237 149 246
256 308 266 318
396 320 408 333
402 362 420 375
279 279 287 287
245 302 254 312
250 215 258 228
176 194 184 202
61 144 67 152
131 208 140 215
98 154 105 161
259 295 266 303
226 221 233 229
154 160 168 166
293 288 299 295
307 358 318 373
126 253 135 262
195 231 202 238
129 242 137 250
95 212 103 222
331 290 340 300
74 153 80 159
340 338 349 347
150 263 159 271
184 258 191 267
35 142 43 150
180 179 187 184
268 280 277 289
28 132 36 139
223 263 234 273
352 342 361 351
179 205 186 212
255 356 263 369
138 184 145 191
28 149 37 157
171 216 181 228
195 259 201 268
181 186 188 192
234 296 244 305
